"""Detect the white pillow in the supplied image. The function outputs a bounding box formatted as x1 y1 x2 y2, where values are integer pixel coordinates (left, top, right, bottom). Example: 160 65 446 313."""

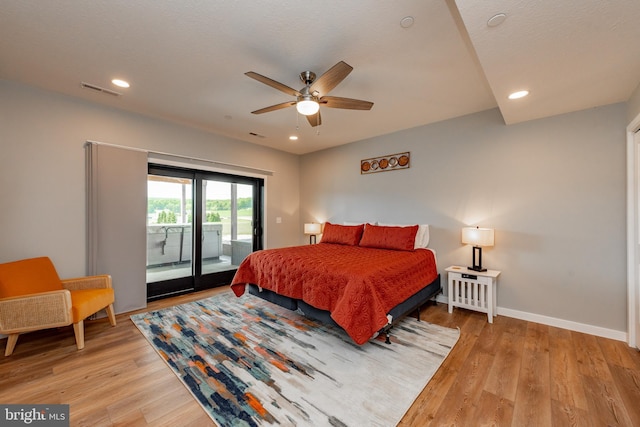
378 223 430 248
415 224 430 248
343 221 377 226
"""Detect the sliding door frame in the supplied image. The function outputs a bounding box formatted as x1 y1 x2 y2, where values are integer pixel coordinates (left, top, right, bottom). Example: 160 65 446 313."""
147 163 264 300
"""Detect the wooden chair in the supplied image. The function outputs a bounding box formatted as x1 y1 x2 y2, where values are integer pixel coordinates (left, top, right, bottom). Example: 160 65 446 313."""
0 256 116 356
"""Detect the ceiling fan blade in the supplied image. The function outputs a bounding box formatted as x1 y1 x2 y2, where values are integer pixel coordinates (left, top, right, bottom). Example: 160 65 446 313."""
320 96 373 110
251 101 296 114
306 111 322 127
245 71 301 97
309 61 353 97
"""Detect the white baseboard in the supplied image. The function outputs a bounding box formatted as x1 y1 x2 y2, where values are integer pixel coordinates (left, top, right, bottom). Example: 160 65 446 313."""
434 295 627 343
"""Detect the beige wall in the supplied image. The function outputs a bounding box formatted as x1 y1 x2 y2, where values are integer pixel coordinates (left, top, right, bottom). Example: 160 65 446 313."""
0 80 301 279
300 105 627 333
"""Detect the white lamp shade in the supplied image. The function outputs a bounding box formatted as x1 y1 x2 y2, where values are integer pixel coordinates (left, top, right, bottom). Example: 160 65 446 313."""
461 227 494 247
296 100 320 116
304 223 322 235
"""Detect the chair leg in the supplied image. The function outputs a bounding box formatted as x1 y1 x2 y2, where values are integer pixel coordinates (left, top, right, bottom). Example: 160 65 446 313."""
73 320 85 350
4 334 19 356
106 304 117 326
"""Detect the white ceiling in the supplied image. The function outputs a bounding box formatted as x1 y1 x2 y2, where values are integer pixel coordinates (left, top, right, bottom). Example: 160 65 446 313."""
2 0 639 155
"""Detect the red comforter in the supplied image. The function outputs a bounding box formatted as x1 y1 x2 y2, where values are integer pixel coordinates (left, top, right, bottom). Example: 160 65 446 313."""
230 243 438 344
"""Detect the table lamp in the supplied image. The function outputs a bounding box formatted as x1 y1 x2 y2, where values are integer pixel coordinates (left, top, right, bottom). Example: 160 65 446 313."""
461 226 494 272
304 223 321 244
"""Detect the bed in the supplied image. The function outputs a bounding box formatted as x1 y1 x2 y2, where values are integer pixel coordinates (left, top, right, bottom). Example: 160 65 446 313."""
230 222 441 345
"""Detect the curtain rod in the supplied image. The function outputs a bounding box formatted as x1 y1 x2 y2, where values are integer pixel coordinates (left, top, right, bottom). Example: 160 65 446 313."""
85 140 274 176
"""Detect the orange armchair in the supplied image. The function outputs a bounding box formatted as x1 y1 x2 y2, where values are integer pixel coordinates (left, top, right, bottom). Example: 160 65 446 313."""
0 257 116 356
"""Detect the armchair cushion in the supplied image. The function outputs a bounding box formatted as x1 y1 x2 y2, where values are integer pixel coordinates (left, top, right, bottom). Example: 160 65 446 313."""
0 257 63 298
69 289 114 323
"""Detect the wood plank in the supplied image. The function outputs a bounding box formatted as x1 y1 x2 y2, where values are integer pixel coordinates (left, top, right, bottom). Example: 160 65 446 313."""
548 327 589 410
422 301 469 330
400 365 462 425
550 399 594 427
472 390 514 427
499 315 528 337
472 317 505 356
483 329 525 401
582 375 634 426
427 347 494 425
105 366 186 424
511 323 552 426
140 385 207 424
607 364 640 426
71 407 113 427
524 321 549 353
597 335 640 370
572 331 612 380
400 311 479 425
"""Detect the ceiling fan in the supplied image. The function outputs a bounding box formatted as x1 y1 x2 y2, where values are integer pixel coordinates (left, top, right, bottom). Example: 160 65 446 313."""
245 61 374 127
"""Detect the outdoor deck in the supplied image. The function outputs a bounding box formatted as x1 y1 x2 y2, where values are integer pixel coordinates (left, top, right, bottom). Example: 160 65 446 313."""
146 255 239 283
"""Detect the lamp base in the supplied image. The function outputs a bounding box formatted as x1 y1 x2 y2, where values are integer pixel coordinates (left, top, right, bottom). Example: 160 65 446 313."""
469 246 486 272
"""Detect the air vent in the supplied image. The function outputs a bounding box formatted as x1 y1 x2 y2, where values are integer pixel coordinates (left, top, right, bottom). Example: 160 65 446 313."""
249 132 266 138
80 82 122 97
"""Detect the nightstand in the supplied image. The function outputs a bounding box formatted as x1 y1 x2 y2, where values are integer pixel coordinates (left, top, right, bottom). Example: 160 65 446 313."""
446 266 501 323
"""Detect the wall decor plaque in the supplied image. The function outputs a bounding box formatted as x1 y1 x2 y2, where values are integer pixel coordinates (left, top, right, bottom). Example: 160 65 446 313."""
361 152 410 174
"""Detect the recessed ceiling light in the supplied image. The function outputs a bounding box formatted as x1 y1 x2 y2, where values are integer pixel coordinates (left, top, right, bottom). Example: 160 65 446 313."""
289 135 299 141
111 79 130 88
487 13 507 27
508 90 529 100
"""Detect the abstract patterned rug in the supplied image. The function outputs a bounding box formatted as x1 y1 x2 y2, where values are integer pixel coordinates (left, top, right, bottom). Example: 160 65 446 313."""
131 291 459 427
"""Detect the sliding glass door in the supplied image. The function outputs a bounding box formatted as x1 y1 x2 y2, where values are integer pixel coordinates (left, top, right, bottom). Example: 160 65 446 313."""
146 164 263 300
201 179 256 272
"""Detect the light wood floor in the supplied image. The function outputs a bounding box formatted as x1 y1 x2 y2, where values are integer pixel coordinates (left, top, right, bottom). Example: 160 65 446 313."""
1 287 639 426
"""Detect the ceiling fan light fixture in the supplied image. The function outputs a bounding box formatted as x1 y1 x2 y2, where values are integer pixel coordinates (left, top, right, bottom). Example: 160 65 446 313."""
296 99 320 116
245 61 372 127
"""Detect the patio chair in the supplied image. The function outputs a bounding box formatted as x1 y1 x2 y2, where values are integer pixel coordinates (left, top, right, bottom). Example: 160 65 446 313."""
0 256 116 356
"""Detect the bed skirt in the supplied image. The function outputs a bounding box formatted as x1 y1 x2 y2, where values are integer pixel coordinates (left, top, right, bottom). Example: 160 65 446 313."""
246 274 442 340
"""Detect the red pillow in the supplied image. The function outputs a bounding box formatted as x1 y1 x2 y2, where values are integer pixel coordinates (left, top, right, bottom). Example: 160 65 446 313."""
320 222 364 246
359 224 418 251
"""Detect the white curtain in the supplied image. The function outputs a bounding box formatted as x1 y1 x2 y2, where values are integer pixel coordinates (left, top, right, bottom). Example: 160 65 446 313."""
86 142 148 313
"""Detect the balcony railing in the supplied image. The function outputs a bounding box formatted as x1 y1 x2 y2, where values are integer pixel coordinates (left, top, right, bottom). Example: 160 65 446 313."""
146 223 223 267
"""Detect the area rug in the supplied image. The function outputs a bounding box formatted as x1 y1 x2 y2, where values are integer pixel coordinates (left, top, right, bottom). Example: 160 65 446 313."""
131 291 459 427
